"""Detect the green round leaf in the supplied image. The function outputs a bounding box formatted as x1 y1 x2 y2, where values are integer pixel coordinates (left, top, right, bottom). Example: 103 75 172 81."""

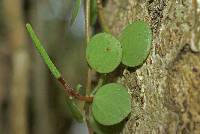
86 33 122 73
119 21 152 67
92 83 131 125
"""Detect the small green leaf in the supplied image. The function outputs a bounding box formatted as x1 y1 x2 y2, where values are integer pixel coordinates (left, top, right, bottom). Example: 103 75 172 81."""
92 83 131 125
119 21 152 67
86 33 122 73
70 0 81 25
89 115 124 134
91 77 103 96
66 96 84 122
26 23 61 79
75 84 83 92
90 0 97 26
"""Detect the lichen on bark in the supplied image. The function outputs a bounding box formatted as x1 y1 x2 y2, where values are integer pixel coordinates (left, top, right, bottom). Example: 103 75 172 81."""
103 0 200 133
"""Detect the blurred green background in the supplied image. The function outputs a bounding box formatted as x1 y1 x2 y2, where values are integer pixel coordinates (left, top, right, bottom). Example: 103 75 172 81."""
0 0 89 134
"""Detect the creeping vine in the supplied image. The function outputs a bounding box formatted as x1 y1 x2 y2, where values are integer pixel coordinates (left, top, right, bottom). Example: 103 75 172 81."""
26 0 152 133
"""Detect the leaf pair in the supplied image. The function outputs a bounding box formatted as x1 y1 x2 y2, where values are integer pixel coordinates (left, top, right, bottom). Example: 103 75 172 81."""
86 21 152 73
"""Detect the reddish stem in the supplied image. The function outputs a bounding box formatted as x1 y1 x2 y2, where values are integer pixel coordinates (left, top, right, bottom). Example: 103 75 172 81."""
58 77 93 102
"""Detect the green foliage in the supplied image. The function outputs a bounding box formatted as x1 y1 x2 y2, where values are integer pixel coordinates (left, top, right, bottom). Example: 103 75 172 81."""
65 96 84 122
26 23 83 122
70 0 81 25
26 23 61 79
75 84 83 92
86 33 122 73
119 21 152 67
92 83 131 125
27 6 153 131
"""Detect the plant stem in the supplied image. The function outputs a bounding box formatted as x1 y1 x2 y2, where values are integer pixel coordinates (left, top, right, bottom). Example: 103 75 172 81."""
26 23 61 79
86 118 93 134
26 23 93 102
85 0 90 44
97 0 110 33
58 77 93 102
91 75 104 95
85 0 94 134
85 0 92 94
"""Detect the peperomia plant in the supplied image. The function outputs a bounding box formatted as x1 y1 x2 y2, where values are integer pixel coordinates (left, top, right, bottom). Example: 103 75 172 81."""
26 0 152 134
86 33 122 73
119 21 152 67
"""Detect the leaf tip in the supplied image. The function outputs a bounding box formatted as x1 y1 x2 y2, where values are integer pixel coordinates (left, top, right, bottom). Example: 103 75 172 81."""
25 23 31 30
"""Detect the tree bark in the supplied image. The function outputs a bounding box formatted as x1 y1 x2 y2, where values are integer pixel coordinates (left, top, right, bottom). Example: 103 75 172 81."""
104 0 200 133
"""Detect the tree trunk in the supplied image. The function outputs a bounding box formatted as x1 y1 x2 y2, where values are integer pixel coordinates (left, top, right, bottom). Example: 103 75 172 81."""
104 0 200 133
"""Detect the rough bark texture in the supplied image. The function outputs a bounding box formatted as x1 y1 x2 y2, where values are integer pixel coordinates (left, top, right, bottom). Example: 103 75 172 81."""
104 0 200 133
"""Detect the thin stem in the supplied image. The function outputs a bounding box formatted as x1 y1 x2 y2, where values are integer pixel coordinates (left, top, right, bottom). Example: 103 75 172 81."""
26 23 61 79
97 0 110 33
85 0 92 94
85 0 90 44
85 0 94 134
58 77 93 102
86 69 92 94
26 23 93 102
91 75 104 95
86 116 93 134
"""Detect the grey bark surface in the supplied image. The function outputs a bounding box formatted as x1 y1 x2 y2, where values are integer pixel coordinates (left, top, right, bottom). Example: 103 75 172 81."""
103 0 200 133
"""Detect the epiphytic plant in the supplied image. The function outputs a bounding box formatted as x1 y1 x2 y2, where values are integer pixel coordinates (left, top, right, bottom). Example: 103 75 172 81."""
119 21 152 67
86 33 122 73
26 0 152 134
